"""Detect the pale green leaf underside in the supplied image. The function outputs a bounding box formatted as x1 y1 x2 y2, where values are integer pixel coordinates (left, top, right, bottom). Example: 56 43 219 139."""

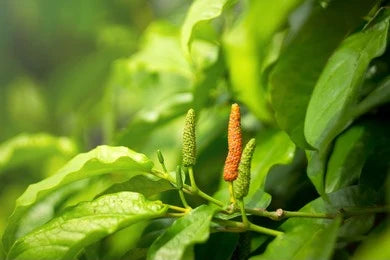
0 133 77 173
7 192 168 260
148 205 216 260
3 145 153 251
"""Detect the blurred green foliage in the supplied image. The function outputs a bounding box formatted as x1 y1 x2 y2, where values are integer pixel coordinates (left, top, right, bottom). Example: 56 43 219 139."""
0 0 389 259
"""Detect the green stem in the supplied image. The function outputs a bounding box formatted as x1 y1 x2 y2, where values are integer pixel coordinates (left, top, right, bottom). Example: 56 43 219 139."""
165 212 187 218
152 169 225 208
179 190 191 209
214 219 283 237
167 204 187 213
196 189 225 207
245 205 390 221
188 167 198 192
228 182 236 204
248 223 283 237
238 200 249 227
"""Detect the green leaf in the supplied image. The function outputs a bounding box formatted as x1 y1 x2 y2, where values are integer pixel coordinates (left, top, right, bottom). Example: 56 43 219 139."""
7 192 168 260
2 145 153 251
325 126 367 193
258 218 341 260
0 133 77 173
305 14 389 148
148 205 216 260
223 0 303 122
99 174 175 198
270 0 377 148
181 0 230 58
248 128 295 199
16 180 89 241
306 13 389 194
252 186 369 260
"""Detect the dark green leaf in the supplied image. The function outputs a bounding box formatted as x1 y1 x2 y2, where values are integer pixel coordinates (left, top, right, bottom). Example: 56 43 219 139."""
270 0 377 148
147 205 216 260
305 14 389 148
224 0 303 122
7 192 168 260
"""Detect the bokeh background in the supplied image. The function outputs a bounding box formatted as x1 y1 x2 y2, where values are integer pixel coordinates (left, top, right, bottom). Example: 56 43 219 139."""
1 0 389 259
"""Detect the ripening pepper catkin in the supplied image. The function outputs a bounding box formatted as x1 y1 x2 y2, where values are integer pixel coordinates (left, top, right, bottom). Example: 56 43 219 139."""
182 109 196 167
234 138 256 199
223 103 242 181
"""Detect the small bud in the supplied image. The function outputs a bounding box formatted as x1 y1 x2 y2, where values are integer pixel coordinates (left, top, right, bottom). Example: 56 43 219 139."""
157 149 164 164
182 109 196 167
223 104 242 181
176 165 183 189
234 138 256 200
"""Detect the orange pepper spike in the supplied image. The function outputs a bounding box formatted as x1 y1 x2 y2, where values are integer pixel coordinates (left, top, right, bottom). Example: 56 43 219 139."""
223 103 242 181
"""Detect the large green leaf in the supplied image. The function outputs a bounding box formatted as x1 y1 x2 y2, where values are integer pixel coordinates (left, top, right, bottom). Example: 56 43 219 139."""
306 13 389 194
2 145 153 251
181 0 230 58
252 186 372 260
0 133 77 173
305 14 389 148
223 0 302 122
7 192 168 260
148 205 216 260
270 0 377 148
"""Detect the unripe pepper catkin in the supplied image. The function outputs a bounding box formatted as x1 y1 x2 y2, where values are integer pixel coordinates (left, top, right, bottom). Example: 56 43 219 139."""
182 109 196 167
234 138 256 199
223 103 242 181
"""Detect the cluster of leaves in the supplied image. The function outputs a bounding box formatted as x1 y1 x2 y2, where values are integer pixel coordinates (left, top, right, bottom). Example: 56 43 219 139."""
0 0 390 259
